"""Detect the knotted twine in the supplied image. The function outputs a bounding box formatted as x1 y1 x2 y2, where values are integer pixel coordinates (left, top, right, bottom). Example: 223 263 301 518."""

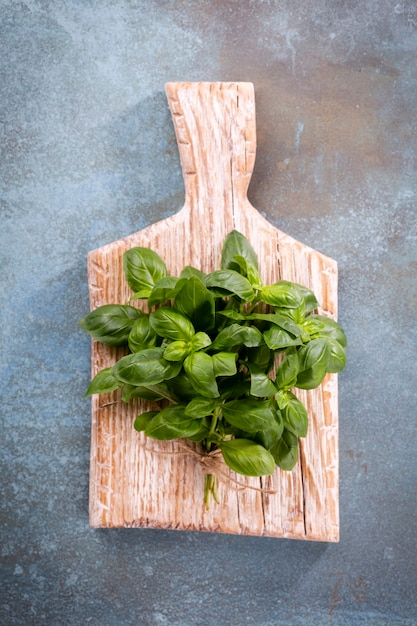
152 441 277 496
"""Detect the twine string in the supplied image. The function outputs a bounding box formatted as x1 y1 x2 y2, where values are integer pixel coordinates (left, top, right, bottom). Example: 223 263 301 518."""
148 441 277 495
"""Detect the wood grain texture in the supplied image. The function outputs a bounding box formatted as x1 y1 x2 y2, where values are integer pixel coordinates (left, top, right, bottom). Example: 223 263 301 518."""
87 82 339 541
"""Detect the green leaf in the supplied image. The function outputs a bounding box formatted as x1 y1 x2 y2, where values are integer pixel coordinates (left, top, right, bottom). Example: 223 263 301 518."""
254 408 284 449
216 309 246 322
85 367 123 397
270 429 299 471
280 392 308 437
209 323 263 351
184 397 217 418
204 270 255 301
163 340 191 361
174 277 215 331
263 327 302 350
220 439 275 476
123 247 168 296
212 352 238 377
161 360 183 381
260 282 303 308
246 344 275 373
128 316 159 353
221 230 259 273
180 266 206 280
284 303 307 325
275 389 290 410
232 254 262 288
122 383 174 403
190 332 212 351
79 304 144 347
150 307 195 341
113 348 168 386
166 373 197 402
145 405 202 440
276 349 300 390
295 364 327 390
222 399 277 432
295 339 329 389
186 418 211 442
325 337 346 373
247 312 302 337
183 352 220 398
148 276 180 307
218 375 250 401
303 315 347 348
247 364 277 397
293 284 319 314
134 411 159 432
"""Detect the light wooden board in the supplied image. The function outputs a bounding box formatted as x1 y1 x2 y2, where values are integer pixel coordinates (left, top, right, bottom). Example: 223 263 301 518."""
87 82 339 541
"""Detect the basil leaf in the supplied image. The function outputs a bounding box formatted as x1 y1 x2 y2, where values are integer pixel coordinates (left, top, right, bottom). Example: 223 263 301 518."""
303 315 347 348
218 376 250 401
123 247 168 296
246 344 275 373
284 303 306 325
79 304 143 347
216 310 246 322
184 397 217 418
145 405 202 440
180 266 206 280
254 409 284 449
295 339 329 389
247 364 277 398
295 364 327 389
113 348 168 385
122 383 174 403
232 254 262 289
222 399 277 432
209 323 263 351
134 411 159 432
221 230 259 274
150 307 195 341
212 352 237 377
293 284 319 314
183 352 220 398
166 373 197 401
163 340 191 362
247 312 301 337
85 367 123 397
260 282 303 308
128 316 159 353
270 429 299 471
204 270 254 301
186 418 211 442
174 277 215 331
276 349 300 390
148 276 180 307
281 392 308 437
220 439 275 476
275 389 290 410
325 337 346 373
162 360 183 381
191 332 212 351
264 327 302 350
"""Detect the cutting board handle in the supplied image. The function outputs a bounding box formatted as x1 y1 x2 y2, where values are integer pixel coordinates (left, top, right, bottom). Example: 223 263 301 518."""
165 82 257 224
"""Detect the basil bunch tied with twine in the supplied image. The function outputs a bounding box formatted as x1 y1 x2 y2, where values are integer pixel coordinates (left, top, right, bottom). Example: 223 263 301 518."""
80 231 346 508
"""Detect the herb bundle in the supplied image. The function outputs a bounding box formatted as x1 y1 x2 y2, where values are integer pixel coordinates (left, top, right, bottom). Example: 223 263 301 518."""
80 231 346 507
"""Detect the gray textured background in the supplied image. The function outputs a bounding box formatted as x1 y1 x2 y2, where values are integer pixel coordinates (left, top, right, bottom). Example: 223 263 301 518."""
1 1 416 624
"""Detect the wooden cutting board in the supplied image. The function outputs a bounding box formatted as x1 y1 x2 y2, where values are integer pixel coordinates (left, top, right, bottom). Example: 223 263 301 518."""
87 82 339 541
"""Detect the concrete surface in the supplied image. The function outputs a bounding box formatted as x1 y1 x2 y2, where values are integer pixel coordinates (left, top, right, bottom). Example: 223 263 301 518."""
1 1 416 624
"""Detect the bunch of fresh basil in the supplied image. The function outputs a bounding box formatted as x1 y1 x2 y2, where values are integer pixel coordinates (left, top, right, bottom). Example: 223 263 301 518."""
80 231 346 506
